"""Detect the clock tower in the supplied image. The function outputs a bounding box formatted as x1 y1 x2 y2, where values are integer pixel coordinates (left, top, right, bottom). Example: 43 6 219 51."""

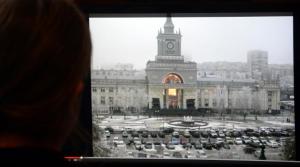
156 17 183 63
146 16 197 110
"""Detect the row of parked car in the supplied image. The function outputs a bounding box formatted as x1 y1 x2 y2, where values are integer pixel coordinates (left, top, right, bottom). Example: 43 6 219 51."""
104 126 294 139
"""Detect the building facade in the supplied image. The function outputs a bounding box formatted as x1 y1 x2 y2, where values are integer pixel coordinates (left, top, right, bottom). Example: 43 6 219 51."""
91 17 280 115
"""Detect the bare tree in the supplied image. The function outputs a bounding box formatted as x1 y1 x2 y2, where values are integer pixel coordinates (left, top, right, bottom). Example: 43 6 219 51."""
252 85 261 121
216 86 226 120
235 91 249 121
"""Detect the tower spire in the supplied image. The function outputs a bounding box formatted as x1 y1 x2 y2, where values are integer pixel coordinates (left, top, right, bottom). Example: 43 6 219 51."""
164 16 174 34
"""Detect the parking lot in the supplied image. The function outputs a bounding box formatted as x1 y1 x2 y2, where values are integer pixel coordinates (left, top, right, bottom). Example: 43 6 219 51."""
94 116 294 160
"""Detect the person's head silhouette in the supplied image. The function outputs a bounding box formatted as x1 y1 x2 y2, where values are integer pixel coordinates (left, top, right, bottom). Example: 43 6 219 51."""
0 0 91 152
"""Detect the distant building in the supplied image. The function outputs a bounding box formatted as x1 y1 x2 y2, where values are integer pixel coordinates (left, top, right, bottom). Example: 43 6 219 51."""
247 50 268 80
91 17 280 115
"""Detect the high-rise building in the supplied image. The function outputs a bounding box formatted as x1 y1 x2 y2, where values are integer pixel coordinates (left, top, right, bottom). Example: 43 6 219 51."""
247 50 268 80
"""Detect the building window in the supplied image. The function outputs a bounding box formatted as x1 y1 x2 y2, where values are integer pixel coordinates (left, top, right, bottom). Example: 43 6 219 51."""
109 97 114 105
204 99 209 107
220 99 225 107
101 88 105 92
92 88 97 92
268 98 272 102
268 91 272 97
198 98 201 107
101 96 105 105
213 99 217 107
228 99 232 107
109 88 113 93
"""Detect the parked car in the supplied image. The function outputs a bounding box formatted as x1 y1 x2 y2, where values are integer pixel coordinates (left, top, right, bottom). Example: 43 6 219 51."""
190 131 200 138
163 127 174 134
153 138 161 145
173 152 183 158
141 131 149 138
158 131 165 138
135 143 143 150
259 137 268 145
151 132 158 138
267 140 279 148
248 141 261 148
183 143 192 149
243 146 256 154
201 131 209 138
144 142 153 149
131 131 139 137
210 132 218 138
216 138 224 144
241 136 251 144
201 138 208 144
234 138 243 145
122 131 129 138
196 150 207 158
133 137 141 144
203 143 212 150
194 142 203 149
166 143 175 150
172 131 180 138
183 130 191 138
104 126 114 133
104 130 110 138
218 132 225 138
223 143 230 149
225 137 234 144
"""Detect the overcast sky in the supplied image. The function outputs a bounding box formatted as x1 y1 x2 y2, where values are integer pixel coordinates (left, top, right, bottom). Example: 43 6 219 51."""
89 16 293 70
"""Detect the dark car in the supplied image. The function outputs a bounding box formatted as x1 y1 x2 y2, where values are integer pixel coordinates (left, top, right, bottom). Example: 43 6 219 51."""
183 143 192 149
248 141 261 148
244 128 254 135
131 131 139 138
190 131 200 138
212 143 223 150
201 131 209 138
158 131 165 138
104 126 114 134
142 131 149 138
151 132 158 138
163 127 174 134
144 142 153 149
173 152 183 158
223 143 230 149
243 146 256 154
122 131 129 138
203 143 212 150
153 139 161 146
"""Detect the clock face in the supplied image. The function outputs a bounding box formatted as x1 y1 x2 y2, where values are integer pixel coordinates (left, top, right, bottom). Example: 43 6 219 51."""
167 42 174 49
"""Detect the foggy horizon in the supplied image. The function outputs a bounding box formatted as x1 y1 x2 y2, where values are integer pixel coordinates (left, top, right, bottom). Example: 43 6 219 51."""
90 16 293 70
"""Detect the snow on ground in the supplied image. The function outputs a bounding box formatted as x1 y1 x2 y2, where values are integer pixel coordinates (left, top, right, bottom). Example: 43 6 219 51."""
96 115 294 131
264 121 294 127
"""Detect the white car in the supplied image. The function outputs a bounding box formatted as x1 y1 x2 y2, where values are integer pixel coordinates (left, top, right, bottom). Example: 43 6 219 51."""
113 136 119 143
183 130 191 138
267 140 279 148
104 130 110 138
196 150 207 159
235 138 243 145
216 138 224 144
172 131 180 138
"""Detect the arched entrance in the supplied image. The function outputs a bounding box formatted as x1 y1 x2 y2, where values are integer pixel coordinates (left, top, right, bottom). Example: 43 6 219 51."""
162 73 184 109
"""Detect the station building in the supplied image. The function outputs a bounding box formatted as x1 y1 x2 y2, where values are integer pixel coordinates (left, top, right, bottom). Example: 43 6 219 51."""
91 17 280 115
